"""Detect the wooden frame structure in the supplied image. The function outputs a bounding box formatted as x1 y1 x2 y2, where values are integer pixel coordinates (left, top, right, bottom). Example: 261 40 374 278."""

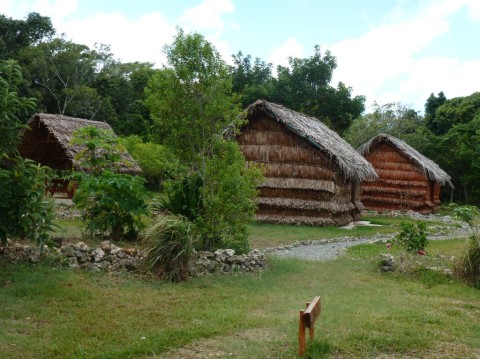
299 296 321 356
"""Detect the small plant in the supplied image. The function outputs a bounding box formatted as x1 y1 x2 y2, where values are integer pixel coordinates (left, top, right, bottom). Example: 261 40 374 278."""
453 205 480 287
141 214 194 282
150 174 203 222
394 221 428 253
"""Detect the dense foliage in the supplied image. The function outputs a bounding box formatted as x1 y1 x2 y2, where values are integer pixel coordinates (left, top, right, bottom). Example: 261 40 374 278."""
0 60 55 246
146 29 263 254
2 11 480 210
71 126 147 241
230 47 365 134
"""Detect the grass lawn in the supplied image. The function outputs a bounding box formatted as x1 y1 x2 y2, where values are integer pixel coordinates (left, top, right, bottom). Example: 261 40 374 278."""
1 239 479 358
248 215 459 250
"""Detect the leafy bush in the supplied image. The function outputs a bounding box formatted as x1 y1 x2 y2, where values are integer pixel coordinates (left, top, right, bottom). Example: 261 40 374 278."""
0 156 56 247
394 222 428 253
150 173 203 222
150 141 263 254
195 140 263 253
123 135 185 191
71 126 147 241
73 171 147 241
0 60 55 248
453 205 480 287
141 214 194 282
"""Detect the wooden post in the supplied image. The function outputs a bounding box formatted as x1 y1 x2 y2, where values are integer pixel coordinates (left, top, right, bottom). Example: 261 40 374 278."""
299 310 306 356
299 296 321 356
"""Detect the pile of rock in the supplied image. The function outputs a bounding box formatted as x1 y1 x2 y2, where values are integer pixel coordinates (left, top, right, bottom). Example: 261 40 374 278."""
189 249 266 277
0 241 267 277
60 241 139 271
0 241 43 263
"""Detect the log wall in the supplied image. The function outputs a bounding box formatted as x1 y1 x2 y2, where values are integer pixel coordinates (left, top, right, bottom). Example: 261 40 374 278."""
17 118 72 170
361 143 441 213
238 115 356 226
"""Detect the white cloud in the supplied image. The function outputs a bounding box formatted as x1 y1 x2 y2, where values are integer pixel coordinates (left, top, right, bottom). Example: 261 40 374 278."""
466 0 480 21
2 0 78 18
55 12 176 66
330 0 479 112
179 0 236 64
268 37 304 69
180 0 234 36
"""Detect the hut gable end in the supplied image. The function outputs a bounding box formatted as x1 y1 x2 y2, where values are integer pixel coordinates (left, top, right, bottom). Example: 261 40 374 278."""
358 133 451 214
17 113 140 174
237 100 377 226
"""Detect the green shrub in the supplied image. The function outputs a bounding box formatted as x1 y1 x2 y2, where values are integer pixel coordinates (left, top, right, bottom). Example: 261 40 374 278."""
394 222 428 253
141 214 194 282
460 243 480 287
195 140 263 254
150 173 203 222
0 60 55 248
453 204 480 287
453 205 480 286
150 141 263 254
71 126 148 241
0 156 56 247
73 171 147 241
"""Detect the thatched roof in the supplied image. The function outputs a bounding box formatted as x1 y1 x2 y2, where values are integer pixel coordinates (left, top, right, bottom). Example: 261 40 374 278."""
245 100 378 182
19 113 141 174
358 133 451 186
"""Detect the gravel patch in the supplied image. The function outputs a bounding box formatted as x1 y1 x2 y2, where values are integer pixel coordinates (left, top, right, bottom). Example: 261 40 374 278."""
265 215 470 261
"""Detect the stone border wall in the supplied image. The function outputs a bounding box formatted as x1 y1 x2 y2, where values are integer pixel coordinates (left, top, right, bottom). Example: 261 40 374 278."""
0 241 267 278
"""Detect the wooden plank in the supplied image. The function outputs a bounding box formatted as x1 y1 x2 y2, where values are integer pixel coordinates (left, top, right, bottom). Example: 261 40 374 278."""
298 310 306 356
302 296 321 328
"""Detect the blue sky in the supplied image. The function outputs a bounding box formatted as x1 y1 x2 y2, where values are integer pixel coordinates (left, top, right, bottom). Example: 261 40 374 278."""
2 0 480 113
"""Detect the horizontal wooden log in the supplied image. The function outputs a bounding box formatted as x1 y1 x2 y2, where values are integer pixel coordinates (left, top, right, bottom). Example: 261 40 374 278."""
261 178 336 193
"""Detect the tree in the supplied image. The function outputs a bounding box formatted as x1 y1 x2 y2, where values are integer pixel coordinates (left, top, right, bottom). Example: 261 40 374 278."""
271 46 365 135
94 61 156 138
146 29 262 253
146 28 241 169
344 102 427 151
432 115 480 203
424 91 446 131
427 92 480 135
0 12 54 60
0 60 54 246
230 51 274 108
22 38 112 117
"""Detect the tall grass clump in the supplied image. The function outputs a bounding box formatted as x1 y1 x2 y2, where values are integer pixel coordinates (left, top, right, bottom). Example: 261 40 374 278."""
141 214 194 282
453 205 480 287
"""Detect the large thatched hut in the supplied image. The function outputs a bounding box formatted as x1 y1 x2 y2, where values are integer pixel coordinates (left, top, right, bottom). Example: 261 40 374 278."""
18 113 140 174
236 100 377 226
358 133 452 213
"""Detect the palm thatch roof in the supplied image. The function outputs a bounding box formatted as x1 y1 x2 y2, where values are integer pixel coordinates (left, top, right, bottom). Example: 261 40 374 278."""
245 100 377 182
358 133 451 186
18 113 141 174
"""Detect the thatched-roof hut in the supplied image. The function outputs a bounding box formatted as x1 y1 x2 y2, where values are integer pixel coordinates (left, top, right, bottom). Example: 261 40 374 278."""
17 113 141 174
236 100 377 226
358 133 452 213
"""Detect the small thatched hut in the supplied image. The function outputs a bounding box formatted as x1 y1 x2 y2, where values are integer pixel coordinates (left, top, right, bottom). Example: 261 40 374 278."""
358 133 452 214
236 100 377 226
18 113 140 174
